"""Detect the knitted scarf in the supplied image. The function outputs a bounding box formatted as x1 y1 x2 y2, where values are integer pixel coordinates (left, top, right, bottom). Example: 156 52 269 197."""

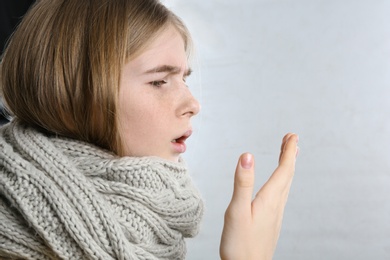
0 121 204 260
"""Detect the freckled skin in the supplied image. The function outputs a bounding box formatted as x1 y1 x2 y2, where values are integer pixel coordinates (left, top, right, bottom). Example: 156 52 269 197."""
118 26 200 162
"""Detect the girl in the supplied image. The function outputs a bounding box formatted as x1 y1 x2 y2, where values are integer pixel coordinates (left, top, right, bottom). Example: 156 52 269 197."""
0 0 299 259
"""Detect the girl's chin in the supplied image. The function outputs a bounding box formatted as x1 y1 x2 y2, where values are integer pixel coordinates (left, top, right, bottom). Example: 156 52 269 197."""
162 155 180 163
121 148 181 162
141 153 180 163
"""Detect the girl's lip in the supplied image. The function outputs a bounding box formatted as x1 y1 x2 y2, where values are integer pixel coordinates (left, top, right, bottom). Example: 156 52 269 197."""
172 130 192 142
171 130 192 153
171 141 187 153
181 130 192 139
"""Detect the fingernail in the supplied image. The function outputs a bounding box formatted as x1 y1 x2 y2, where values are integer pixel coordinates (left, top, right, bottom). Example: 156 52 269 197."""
241 153 253 169
296 147 300 158
289 133 299 143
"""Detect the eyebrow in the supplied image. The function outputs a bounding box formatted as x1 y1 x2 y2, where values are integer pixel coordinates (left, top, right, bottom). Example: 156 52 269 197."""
144 65 192 77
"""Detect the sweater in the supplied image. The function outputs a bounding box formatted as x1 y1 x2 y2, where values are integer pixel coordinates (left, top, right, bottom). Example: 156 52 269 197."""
0 121 204 259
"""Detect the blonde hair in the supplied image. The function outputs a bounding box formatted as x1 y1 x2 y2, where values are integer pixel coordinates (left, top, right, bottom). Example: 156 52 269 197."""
0 0 191 155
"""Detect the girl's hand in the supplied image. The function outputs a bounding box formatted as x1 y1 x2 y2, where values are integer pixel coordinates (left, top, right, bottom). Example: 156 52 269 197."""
220 133 299 260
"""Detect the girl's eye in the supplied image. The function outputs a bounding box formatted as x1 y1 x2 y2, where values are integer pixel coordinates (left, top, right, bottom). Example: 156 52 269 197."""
150 80 167 87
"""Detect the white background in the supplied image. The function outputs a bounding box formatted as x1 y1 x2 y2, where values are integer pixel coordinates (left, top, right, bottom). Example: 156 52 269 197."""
166 0 390 259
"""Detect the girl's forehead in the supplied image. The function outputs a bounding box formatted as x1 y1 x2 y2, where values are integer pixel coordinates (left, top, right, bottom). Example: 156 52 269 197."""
146 26 184 51
124 27 189 75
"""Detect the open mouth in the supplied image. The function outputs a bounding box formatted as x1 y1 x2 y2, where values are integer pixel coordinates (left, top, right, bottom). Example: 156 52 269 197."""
171 130 192 153
172 136 187 143
171 130 192 143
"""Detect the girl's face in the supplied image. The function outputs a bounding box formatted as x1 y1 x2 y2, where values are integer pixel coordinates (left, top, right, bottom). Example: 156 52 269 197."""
118 26 200 162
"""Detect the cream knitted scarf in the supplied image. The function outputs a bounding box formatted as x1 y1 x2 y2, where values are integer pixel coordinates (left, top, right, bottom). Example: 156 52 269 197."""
0 121 204 260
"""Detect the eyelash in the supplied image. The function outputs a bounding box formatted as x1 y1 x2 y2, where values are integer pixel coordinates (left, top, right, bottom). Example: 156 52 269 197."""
149 77 188 88
150 80 167 87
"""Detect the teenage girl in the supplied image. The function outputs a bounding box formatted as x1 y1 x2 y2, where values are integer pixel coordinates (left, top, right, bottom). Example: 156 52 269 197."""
0 0 299 259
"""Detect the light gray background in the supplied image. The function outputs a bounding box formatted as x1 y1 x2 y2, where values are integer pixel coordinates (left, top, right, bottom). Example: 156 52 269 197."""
165 0 390 259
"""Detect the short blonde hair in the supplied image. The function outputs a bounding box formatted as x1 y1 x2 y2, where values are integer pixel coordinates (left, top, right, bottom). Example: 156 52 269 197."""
0 0 191 155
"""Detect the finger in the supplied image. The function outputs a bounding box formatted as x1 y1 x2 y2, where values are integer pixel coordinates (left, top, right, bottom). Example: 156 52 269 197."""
279 134 299 168
230 153 255 207
279 133 294 162
256 134 299 199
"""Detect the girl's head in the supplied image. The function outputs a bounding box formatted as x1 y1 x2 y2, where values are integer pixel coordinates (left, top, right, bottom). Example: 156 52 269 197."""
0 0 199 159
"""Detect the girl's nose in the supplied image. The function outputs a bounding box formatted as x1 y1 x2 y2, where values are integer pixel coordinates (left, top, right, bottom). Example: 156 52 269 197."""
180 89 201 117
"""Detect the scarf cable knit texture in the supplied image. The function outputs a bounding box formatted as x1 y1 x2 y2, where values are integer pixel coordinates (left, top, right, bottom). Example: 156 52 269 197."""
0 121 204 259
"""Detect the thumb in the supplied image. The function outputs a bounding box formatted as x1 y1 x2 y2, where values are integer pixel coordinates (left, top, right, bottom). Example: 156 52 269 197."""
230 153 255 207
